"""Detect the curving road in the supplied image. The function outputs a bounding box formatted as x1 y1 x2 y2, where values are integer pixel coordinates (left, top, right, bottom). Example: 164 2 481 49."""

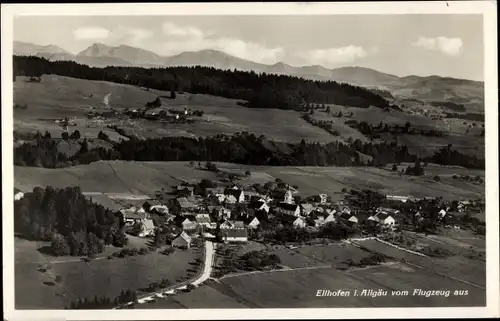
115 240 215 308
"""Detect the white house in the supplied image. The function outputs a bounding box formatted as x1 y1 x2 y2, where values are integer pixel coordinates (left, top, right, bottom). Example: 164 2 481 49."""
340 212 358 224
14 188 24 201
370 212 396 226
252 201 270 213
300 204 315 216
275 203 301 217
172 231 192 249
182 218 197 231
318 193 328 204
280 215 306 228
195 214 212 228
245 217 260 229
224 195 238 204
149 205 169 215
438 209 447 218
136 219 155 237
120 206 149 226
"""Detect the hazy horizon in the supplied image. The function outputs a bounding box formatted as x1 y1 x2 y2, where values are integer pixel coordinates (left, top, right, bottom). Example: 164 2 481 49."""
14 15 484 81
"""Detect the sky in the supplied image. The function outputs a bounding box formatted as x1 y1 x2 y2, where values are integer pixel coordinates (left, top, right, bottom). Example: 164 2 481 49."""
13 15 484 81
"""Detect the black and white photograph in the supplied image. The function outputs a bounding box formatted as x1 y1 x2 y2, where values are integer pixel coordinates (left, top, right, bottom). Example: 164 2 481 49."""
2 2 498 320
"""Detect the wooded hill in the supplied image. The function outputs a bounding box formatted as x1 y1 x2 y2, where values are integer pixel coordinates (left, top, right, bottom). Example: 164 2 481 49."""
13 55 392 110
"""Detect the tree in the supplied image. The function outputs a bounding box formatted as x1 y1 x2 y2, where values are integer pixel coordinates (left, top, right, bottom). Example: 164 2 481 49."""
70 130 81 140
245 170 251 177
433 175 441 182
98 131 109 141
142 201 151 212
80 138 89 154
51 233 70 256
61 132 69 140
170 90 176 99
392 164 398 171
326 106 331 113
189 160 195 167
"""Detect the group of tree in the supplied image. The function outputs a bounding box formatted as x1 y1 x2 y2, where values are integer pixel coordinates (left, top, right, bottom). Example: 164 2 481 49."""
405 159 425 176
346 120 447 138
14 55 392 110
14 131 484 170
68 289 137 309
14 186 128 256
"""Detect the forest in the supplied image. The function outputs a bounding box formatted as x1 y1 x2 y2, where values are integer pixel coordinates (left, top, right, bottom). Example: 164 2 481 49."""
14 186 128 256
13 55 392 110
13 131 485 169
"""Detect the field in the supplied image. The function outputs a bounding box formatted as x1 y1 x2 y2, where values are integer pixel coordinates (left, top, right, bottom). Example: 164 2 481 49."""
15 237 199 309
14 161 484 206
140 241 485 308
311 107 484 158
14 75 335 143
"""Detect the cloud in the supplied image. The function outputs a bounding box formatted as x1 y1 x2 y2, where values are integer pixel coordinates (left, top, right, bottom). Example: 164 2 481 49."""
295 45 369 67
73 26 110 40
114 27 154 46
159 21 284 64
411 36 463 56
162 22 204 39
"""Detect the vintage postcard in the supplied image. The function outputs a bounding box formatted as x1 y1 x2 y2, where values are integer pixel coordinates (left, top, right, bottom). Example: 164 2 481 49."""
2 1 498 320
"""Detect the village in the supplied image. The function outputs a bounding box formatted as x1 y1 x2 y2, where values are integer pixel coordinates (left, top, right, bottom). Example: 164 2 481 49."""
114 168 485 251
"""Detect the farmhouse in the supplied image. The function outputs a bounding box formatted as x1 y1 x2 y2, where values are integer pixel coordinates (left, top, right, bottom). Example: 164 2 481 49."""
376 207 400 216
280 215 306 228
369 212 396 227
275 202 301 217
340 212 359 224
172 231 192 249
176 197 197 211
251 200 270 213
14 188 24 201
181 218 197 231
195 214 212 228
207 205 231 219
120 206 149 226
220 228 248 243
300 203 315 216
134 219 155 237
149 204 169 215
318 193 328 204
244 216 260 229
224 188 245 203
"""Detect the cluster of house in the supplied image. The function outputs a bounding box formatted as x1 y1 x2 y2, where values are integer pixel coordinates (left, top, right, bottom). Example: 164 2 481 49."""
113 179 484 249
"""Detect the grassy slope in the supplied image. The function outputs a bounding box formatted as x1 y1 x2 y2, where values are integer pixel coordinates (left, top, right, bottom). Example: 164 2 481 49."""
14 75 335 143
14 161 484 203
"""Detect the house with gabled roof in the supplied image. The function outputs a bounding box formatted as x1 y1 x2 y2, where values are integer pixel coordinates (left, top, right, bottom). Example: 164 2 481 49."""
280 215 306 228
172 231 192 249
318 193 328 204
120 206 149 226
368 212 396 227
135 219 155 237
195 213 213 228
251 200 270 213
275 202 301 217
149 204 169 215
244 216 260 229
224 188 245 203
300 203 315 216
181 217 197 231
340 212 358 224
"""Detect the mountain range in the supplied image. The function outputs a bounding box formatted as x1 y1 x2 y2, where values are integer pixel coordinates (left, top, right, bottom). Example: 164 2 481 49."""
14 41 484 111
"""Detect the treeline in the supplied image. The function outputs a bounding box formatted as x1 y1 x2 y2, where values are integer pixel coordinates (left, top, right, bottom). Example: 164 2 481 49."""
14 131 484 169
444 112 484 122
68 289 137 309
14 186 128 256
430 101 466 112
424 146 485 169
345 120 448 138
14 131 418 168
13 55 391 110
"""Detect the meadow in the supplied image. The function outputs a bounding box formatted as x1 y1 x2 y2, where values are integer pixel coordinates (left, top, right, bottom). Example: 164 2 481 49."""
14 236 199 309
